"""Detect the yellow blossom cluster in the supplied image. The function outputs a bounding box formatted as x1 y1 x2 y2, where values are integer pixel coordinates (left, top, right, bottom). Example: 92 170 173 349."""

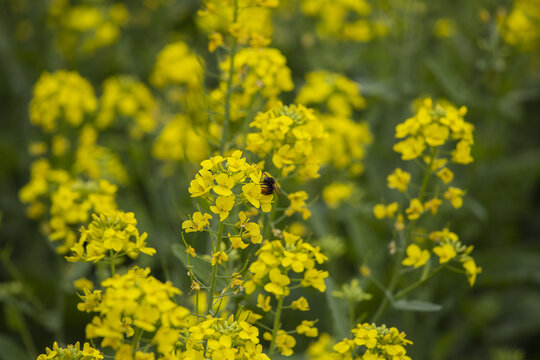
29 70 97 132
197 0 279 51
322 182 355 209
183 315 269 359
96 76 156 138
375 98 474 222
49 179 118 254
497 0 540 50
66 211 155 263
188 150 274 221
402 228 482 286
48 0 129 54
296 71 366 117
19 158 118 253
37 341 103 360
19 158 70 219
211 47 294 122
152 115 210 169
319 115 372 175
150 41 204 89
300 0 387 42
332 323 412 360
393 98 474 163
244 231 329 297
74 126 129 184
247 103 326 179
81 267 191 358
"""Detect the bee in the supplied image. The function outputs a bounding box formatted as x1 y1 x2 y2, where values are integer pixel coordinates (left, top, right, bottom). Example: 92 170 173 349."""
260 174 280 195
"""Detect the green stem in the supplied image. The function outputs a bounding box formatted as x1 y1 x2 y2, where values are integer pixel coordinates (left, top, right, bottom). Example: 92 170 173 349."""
417 147 438 203
207 221 224 316
131 328 142 355
269 295 284 359
109 250 115 277
395 265 444 299
371 147 438 323
221 0 239 153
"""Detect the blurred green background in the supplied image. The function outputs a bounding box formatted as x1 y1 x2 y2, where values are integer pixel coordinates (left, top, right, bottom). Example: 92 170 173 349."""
1 0 540 359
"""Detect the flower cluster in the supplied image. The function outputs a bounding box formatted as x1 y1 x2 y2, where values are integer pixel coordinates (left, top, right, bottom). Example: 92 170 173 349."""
152 114 210 170
319 115 372 175
187 150 274 221
183 315 269 359
96 75 156 138
332 323 413 360
150 41 204 89
300 0 387 42
375 98 475 223
211 47 294 122
19 159 70 219
37 341 103 360
374 97 479 287
402 228 482 286
393 98 473 164
197 0 279 50
246 103 327 179
296 71 366 117
81 267 191 358
48 1 129 54
29 70 97 132
49 178 118 253
497 0 540 50
322 182 355 209
244 231 329 297
66 211 155 263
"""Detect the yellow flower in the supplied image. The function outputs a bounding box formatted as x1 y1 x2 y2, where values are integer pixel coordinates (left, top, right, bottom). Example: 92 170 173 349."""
291 296 310 311
264 268 291 296
297 320 319 337
285 191 311 220
387 168 411 192
433 244 457 264
405 198 424 220
444 187 465 208
322 182 354 208
424 198 442 215
182 212 212 232
452 140 474 164
150 41 203 88
73 277 94 292
373 202 398 219
462 259 481 286
257 294 272 312
393 137 426 160
230 234 248 249
30 70 97 132
436 167 454 184
212 251 229 266
423 123 449 146
402 244 430 268
210 195 235 221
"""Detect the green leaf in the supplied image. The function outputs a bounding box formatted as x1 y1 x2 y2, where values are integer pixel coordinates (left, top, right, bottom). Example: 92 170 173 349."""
392 299 442 312
324 277 350 339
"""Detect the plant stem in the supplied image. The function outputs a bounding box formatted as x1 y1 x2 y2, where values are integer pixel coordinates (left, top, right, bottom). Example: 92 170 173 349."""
395 265 444 299
371 147 438 322
207 221 224 316
131 328 142 355
269 295 284 359
221 0 239 153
